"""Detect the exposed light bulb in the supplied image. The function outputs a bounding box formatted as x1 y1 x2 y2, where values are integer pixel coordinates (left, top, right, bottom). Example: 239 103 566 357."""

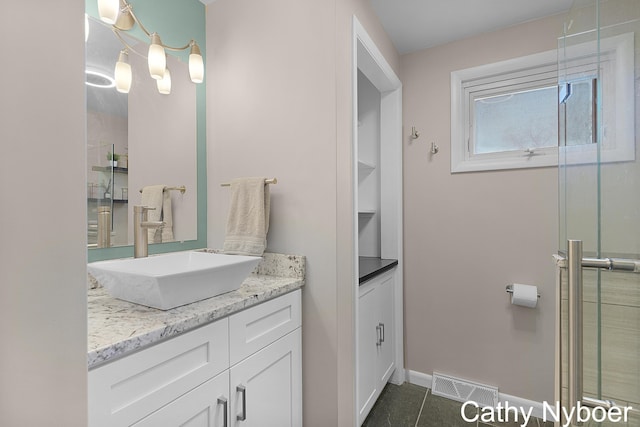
189 42 204 83
148 33 166 80
157 67 171 95
114 50 132 94
97 0 120 25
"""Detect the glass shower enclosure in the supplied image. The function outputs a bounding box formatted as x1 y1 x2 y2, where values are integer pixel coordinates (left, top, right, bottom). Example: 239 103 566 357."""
558 0 640 425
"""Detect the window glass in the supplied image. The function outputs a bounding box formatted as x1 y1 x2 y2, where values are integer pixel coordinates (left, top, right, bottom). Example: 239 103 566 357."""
473 86 558 154
564 79 595 146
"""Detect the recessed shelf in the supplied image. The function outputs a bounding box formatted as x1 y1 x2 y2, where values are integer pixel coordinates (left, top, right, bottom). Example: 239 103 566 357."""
87 198 128 204
91 166 128 173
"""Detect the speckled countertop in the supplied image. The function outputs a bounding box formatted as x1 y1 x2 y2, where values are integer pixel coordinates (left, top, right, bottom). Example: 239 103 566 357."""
88 251 305 369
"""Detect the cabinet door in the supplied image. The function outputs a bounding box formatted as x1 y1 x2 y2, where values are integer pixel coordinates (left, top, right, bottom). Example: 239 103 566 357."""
230 328 302 427
357 283 379 422
133 371 229 427
89 319 229 427
376 274 395 386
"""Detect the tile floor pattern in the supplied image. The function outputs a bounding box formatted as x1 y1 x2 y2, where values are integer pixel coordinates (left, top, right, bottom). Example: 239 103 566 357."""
362 383 557 427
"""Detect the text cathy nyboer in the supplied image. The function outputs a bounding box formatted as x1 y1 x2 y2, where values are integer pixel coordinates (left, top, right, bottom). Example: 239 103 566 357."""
460 400 633 427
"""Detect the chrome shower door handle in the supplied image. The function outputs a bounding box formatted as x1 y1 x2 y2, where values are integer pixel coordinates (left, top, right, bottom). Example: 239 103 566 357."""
217 396 228 427
236 385 247 421
567 239 583 412
566 240 619 423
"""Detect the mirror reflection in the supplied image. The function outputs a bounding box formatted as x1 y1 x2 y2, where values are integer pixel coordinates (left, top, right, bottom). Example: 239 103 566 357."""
85 16 197 248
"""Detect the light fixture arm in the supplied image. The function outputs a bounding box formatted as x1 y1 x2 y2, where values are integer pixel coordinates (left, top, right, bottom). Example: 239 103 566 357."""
112 28 147 59
116 0 195 52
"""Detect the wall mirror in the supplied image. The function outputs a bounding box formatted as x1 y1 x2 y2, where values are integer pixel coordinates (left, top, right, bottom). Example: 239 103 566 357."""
85 7 206 262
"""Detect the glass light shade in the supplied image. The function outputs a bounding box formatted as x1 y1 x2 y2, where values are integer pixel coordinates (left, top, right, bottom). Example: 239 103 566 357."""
157 68 171 95
85 14 89 42
114 51 132 94
148 33 166 80
97 0 120 24
189 43 204 83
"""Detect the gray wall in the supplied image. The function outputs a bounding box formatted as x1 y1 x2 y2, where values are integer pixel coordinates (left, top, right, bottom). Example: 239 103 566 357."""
400 14 564 402
0 0 88 425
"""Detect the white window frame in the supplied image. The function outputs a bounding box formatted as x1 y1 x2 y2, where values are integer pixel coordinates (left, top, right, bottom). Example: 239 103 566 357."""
450 32 634 173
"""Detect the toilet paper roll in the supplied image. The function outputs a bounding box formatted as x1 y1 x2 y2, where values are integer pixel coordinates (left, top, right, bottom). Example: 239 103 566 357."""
511 283 538 308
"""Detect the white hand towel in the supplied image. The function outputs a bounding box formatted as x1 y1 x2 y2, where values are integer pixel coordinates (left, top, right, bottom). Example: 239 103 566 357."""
223 177 270 256
141 185 165 243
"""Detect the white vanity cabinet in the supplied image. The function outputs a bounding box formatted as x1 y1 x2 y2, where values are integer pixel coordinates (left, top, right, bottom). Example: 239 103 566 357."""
89 289 302 427
357 270 395 425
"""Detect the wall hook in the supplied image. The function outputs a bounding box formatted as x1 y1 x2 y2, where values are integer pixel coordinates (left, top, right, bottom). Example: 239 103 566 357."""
430 142 439 154
410 126 420 139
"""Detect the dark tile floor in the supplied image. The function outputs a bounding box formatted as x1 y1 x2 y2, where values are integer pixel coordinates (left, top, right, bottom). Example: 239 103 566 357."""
362 383 555 427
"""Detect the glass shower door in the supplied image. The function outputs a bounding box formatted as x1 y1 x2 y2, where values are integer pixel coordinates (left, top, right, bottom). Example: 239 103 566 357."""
558 0 640 425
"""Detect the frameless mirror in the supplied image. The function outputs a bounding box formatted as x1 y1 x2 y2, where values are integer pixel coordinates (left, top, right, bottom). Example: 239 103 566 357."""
85 16 198 253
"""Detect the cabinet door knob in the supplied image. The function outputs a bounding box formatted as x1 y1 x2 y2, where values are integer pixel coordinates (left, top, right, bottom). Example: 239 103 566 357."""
217 397 228 427
376 325 382 346
236 385 247 421
379 323 385 343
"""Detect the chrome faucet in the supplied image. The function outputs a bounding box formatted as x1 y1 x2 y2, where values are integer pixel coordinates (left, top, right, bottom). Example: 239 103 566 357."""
133 205 165 258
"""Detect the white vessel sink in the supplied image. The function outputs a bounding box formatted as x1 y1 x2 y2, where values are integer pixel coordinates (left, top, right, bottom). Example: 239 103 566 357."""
88 251 261 310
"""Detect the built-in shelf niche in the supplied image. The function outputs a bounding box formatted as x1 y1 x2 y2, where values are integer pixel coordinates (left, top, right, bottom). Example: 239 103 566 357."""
357 70 381 258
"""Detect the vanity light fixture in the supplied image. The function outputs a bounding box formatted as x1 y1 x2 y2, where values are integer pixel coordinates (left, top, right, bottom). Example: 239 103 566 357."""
97 0 204 94
148 33 166 80
157 67 172 95
114 50 132 94
97 0 120 25
189 42 204 83
85 14 90 42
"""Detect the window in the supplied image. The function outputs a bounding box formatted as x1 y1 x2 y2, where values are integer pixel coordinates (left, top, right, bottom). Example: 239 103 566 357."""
450 33 634 173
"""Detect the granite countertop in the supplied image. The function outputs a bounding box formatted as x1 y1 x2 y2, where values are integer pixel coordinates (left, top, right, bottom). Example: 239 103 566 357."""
359 256 398 284
88 252 305 369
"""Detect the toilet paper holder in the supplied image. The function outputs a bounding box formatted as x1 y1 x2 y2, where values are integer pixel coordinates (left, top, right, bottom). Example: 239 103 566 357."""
505 284 540 298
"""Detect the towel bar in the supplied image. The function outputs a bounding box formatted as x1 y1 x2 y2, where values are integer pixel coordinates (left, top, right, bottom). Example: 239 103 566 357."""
220 178 277 187
138 185 186 194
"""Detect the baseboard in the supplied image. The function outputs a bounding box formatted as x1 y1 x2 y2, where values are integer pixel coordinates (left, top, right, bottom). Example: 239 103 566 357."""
389 367 405 385
406 369 432 389
406 370 546 419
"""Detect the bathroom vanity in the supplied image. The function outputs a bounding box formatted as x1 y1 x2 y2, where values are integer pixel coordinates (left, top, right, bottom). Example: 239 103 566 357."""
88 252 304 427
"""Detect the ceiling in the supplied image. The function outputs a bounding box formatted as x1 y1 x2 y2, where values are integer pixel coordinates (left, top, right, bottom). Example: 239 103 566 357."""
370 0 574 54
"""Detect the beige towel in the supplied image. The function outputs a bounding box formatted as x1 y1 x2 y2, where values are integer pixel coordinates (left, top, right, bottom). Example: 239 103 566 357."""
223 177 270 256
141 185 174 243
161 190 174 242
